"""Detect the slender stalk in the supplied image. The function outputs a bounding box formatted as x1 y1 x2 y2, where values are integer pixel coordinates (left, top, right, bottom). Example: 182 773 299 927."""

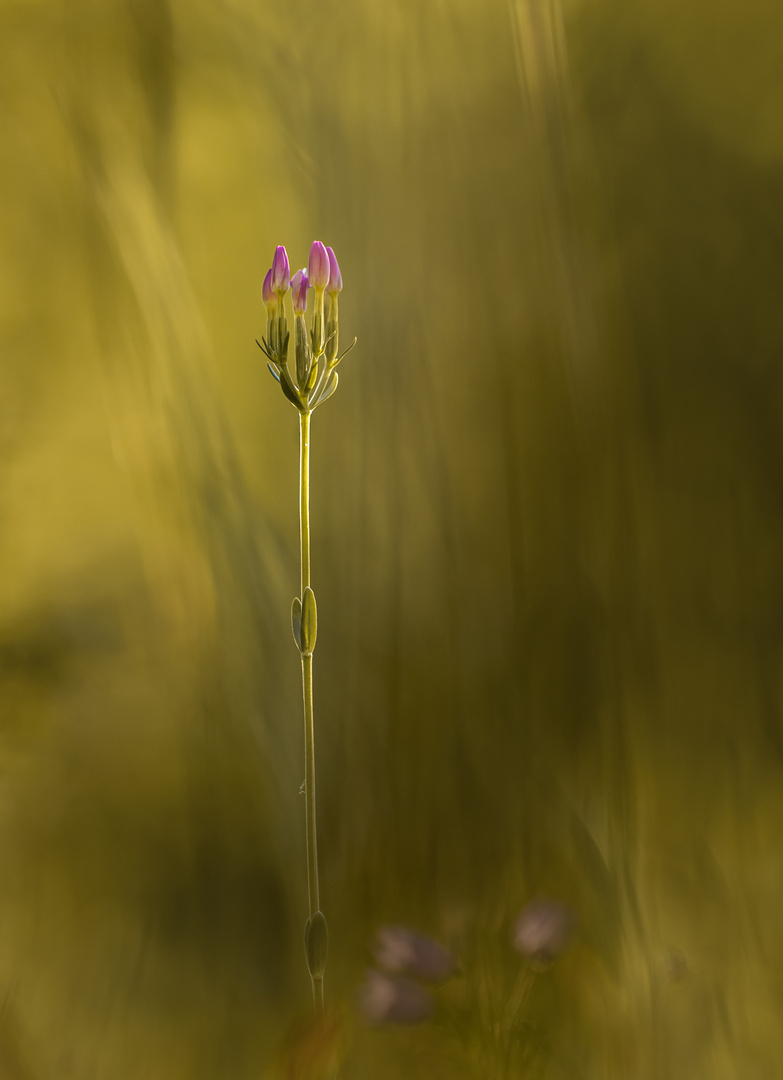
299 409 324 1015
300 410 311 593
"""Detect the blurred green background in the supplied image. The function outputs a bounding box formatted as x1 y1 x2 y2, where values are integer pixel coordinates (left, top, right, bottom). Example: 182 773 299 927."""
1 0 783 1076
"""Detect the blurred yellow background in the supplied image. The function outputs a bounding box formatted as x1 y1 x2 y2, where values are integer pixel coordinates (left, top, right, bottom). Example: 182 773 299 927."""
1 0 782 1076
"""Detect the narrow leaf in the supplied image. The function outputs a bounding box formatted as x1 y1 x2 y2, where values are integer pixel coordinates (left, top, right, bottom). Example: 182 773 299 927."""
306 359 320 392
291 597 302 651
279 369 304 412
300 586 317 654
336 336 358 362
304 911 329 978
315 370 338 408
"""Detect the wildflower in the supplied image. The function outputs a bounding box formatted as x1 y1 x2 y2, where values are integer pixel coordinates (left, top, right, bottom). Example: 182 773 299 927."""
271 245 291 295
358 970 433 1026
291 268 310 316
512 899 573 964
372 926 456 983
258 236 356 1015
308 241 331 291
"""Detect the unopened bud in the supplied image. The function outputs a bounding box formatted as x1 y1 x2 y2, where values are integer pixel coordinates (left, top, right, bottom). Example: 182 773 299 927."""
263 269 278 354
325 247 342 296
262 269 276 311
291 268 310 316
271 245 290 295
308 249 327 355
308 241 331 291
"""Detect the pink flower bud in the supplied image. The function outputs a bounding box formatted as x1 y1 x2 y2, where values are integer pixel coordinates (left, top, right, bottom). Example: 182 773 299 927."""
270 245 290 294
325 247 342 295
513 899 574 963
308 241 331 290
291 268 310 315
358 970 433 1026
262 269 276 312
372 926 456 983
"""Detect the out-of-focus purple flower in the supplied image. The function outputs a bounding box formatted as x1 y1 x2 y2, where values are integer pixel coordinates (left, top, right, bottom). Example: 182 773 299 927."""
291 268 310 315
271 245 290 294
262 269 276 312
358 970 433 1026
325 247 342 295
373 926 456 983
512 899 574 963
308 241 331 290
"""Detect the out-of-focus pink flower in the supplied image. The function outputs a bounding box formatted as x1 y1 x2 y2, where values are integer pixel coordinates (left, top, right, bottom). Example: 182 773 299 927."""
372 926 456 983
308 241 331 290
291 268 310 315
358 970 433 1025
512 899 574 962
325 247 342 295
262 269 276 311
271 245 290 294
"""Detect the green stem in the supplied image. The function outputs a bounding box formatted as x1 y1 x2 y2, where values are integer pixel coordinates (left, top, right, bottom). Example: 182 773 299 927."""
300 410 311 593
299 409 323 1015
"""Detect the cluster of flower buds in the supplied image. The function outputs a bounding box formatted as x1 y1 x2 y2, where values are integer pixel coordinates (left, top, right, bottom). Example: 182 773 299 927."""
258 242 356 413
358 926 456 1026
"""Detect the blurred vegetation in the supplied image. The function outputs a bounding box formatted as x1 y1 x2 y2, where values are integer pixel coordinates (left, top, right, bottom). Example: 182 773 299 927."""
1 0 782 1076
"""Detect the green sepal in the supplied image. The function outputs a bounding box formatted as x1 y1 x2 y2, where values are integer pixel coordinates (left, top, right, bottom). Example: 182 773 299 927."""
279 368 304 412
291 596 302 650
279 328 290 364
306 358 320 393
324 320 338 365
295 318 313 389
300 586 317 654
310 310 325 358
304 910 328 978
